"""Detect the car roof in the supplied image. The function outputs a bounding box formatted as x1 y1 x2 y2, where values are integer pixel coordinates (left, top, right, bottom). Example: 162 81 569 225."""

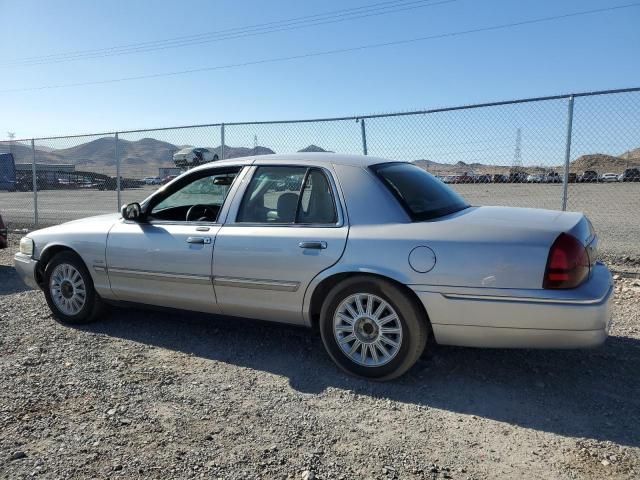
189 152 396 173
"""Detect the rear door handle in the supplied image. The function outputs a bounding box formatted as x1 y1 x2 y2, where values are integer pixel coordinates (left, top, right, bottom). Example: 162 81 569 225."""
299 241 327 249
187 236 211 244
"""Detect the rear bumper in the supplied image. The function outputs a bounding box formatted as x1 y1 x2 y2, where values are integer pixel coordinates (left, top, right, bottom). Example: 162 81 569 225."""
412 262 613 349
14 253 39 290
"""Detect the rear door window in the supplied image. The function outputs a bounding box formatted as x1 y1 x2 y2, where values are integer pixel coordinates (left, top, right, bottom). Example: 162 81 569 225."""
237 166 337 225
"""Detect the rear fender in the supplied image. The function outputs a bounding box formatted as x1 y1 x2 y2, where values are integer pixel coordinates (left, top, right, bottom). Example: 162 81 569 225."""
302 264 410 326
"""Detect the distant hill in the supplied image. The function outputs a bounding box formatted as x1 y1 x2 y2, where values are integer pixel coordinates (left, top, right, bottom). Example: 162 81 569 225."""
7 143 60 164
5 134 640 178
412 159 447 169
413 149 640 176
620 147 640 161
208 145 275 159
412 159 511 174
6 139 275 176
298 145 332 153
47 137 179 172
570 153 640 173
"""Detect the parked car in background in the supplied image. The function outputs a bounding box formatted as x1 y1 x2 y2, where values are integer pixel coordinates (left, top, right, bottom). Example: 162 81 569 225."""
14 153 613 380
579 170 599 183
0 153 17 192
14 173 44 192
567 173 578 183
475 174 492 184
545 172 562 183
621 167 640 182
509 171 528 183
97 177 143 190
601 173 619 183
173 147 219 169
450 172 475 184
0 213 7 249
142 177 162 185
97 177 120 191
162 174 179 185
492 174 508 183
78 179 99 189
442 175 456 184
526 174 544 183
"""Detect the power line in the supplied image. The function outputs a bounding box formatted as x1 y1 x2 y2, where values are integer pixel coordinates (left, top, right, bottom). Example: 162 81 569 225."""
1 0 455 67
9 0 421 62
2 2 638 94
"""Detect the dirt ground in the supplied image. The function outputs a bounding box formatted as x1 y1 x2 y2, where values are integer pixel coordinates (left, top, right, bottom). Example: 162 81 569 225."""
0 237 639 479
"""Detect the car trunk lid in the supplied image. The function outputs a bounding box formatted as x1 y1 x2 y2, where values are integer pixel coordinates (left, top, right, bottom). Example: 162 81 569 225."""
405 206 596 289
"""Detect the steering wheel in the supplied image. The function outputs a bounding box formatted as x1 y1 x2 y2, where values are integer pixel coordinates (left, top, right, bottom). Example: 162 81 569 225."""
186 204 217 222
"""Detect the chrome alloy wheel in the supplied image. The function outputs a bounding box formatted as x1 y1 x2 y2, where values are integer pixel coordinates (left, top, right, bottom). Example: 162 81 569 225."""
333 293 403 367
49 263 86 316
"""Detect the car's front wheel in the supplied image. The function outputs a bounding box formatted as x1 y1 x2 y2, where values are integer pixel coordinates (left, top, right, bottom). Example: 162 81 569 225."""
319 276 428 381
43 251 104 324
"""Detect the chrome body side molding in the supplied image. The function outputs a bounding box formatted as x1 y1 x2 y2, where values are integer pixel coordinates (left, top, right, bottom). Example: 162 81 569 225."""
213 276 300 292
108 267 212 285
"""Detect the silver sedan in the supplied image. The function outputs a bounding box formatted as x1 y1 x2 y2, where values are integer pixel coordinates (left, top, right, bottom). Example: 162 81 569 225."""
14 153 613 380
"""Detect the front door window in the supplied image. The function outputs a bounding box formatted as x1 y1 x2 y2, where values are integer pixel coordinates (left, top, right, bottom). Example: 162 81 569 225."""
150 169 240 222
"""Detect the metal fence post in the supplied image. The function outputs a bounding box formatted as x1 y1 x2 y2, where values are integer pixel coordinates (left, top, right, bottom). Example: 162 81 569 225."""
220 124 225 160
561 95 575 211
360 119 368 155
31 139 38 228
115 132 121 210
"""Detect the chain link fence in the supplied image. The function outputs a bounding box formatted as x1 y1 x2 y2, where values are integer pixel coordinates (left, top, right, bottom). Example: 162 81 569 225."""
1 87 639 258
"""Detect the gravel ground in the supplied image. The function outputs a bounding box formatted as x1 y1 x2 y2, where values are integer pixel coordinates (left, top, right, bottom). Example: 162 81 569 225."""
1 236 639 479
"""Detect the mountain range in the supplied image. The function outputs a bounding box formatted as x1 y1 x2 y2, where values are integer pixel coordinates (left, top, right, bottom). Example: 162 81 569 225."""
5 138 639 177
413 150 640 175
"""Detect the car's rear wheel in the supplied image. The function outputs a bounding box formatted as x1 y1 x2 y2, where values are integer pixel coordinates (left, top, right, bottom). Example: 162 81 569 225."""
43 251 104 324
319 276 428 381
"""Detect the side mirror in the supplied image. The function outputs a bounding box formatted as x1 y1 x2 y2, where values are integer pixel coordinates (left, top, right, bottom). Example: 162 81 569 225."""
212 176 233 186
121 202 142 221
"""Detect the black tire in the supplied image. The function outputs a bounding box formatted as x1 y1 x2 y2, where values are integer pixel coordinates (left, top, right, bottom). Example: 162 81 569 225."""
319 276 428 381
43 251 105 324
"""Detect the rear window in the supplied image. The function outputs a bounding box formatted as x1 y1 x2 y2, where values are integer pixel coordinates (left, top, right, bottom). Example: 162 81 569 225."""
371 162 469 221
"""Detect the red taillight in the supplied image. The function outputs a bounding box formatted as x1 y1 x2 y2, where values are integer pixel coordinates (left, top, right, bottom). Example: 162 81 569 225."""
543 233 590 289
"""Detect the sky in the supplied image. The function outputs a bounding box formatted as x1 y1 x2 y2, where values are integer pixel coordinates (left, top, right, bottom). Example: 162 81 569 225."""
0 0 638 147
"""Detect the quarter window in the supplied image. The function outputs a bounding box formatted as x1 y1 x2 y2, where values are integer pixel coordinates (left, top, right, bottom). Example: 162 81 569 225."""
237 166 337 224
371 162 469 221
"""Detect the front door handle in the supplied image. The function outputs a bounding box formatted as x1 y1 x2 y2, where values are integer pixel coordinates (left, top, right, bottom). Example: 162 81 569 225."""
299 241 327 249
187 236 211 244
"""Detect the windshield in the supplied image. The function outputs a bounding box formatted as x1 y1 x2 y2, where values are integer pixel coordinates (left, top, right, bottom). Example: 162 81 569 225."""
371 162 469 221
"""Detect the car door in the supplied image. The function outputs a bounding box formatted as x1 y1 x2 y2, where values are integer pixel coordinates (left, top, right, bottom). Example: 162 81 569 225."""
213 164 349 324
106 166 244 314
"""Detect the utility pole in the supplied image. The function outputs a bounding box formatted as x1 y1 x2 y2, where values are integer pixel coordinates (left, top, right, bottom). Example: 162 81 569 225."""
509 127 523 182
513 127 522 169
7 132 15 154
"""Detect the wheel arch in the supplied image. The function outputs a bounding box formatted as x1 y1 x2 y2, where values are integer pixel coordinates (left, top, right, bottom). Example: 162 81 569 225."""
305 269 432 334
35 244 82 287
